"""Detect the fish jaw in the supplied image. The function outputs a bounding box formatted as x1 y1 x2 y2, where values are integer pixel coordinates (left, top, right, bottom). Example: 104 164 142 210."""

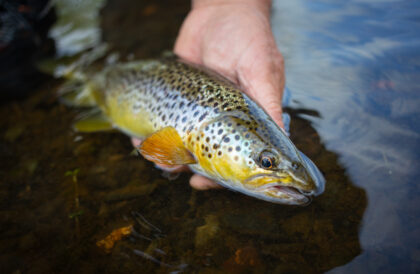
256 184 311 205
241 174 315 205
297 151 325 196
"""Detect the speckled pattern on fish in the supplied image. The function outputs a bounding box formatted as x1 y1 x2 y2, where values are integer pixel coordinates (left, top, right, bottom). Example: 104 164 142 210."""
67 56 325 205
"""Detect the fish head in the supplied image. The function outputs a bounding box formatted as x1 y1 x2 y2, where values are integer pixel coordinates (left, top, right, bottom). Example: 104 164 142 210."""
195 114 325 205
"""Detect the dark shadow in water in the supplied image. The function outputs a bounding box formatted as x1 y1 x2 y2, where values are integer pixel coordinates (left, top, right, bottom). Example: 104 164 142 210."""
0 89 367 273
0 0 367 273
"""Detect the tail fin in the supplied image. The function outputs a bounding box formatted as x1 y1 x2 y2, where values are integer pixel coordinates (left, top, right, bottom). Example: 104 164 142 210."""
55 43 108 79
58 79 96 107
38 43 108 79
38 44 109 107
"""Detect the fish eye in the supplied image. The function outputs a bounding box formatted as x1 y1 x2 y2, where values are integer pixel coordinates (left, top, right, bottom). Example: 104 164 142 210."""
258 151 276 169
261 157 273 169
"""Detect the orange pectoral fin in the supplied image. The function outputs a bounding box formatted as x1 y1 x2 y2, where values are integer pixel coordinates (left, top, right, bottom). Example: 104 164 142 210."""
138 127 197 166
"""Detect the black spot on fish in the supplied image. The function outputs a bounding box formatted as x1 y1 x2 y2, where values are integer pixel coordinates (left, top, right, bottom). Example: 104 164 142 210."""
218 129 223 135
236 146 241 152
224 137 230 143
198 112 208 122
235 135 240 140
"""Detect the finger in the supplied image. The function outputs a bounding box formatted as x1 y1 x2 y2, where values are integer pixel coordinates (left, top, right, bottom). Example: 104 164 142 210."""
237 45 285 128
190 174 223 190
131 137 143 148
154 164 190 173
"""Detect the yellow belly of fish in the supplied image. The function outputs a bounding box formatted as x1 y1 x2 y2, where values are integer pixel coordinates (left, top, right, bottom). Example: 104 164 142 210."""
105 96 155 138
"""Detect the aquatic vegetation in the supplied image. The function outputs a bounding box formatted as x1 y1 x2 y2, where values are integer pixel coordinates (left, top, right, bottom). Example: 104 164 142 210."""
195 215 219 247
65 168 81 237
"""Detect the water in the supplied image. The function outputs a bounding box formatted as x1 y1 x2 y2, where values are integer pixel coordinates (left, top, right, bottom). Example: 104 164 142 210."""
0 0 419 273
273 1 420 272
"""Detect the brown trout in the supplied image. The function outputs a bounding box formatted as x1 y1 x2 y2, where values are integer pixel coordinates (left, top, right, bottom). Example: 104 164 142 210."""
62 55 325 205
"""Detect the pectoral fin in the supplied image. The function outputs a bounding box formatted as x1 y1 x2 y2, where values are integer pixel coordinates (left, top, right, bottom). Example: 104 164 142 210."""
139 127 196 166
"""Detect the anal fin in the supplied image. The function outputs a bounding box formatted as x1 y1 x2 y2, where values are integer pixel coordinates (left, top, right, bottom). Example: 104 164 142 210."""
74 111 114 133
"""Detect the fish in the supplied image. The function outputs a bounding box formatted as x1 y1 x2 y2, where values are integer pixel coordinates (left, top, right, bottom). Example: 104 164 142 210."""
61 54 325 205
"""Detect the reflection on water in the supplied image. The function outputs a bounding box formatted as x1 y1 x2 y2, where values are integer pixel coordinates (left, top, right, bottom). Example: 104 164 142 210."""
50 0 105 56
273 0 420 272
0 0 418 273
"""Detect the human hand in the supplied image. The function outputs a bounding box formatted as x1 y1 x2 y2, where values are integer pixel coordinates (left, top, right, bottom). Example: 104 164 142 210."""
134 0 285 190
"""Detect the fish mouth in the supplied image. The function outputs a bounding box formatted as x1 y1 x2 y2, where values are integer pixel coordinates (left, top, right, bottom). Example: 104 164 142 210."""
243 174 315 205
255 183 312 205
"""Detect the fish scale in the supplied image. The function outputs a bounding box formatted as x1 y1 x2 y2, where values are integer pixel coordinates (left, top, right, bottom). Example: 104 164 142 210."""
67 56 325 205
